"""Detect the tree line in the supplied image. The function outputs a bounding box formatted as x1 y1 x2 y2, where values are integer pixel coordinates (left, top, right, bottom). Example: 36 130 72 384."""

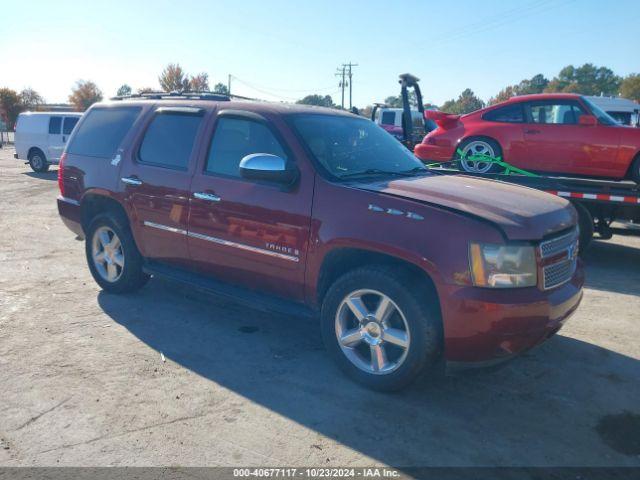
2 62 639 129
0 63 229 129
297 64 640 116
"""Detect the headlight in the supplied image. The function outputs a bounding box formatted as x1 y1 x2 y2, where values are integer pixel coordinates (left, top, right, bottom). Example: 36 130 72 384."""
469 242 537 288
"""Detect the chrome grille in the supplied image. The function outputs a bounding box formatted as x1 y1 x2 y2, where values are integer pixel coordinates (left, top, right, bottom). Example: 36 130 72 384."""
539 229 577 259
539 229 578 290
543 258 576 290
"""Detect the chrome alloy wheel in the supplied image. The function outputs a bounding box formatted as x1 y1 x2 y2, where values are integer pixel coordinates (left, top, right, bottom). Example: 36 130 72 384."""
335 289 410 375
91 226 125 283
460 140 496 173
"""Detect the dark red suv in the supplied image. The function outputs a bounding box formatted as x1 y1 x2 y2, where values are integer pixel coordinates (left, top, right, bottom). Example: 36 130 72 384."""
57 94 584 390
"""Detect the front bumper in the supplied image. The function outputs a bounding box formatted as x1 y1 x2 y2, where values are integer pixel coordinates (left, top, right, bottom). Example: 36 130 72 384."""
439 262 585 364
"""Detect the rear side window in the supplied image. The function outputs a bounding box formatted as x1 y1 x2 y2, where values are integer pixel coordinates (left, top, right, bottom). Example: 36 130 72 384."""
381 111 396 125
48 116 62 134
68 107 141 158
483 104 524 123
206 117 287 178
63 117 79 135
138 112 202 170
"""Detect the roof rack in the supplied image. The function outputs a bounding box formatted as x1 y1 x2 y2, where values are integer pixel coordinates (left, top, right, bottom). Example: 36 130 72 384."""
109 91 254 102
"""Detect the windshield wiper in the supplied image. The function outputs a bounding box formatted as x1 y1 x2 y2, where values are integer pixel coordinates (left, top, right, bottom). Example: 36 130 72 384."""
339 168 427 179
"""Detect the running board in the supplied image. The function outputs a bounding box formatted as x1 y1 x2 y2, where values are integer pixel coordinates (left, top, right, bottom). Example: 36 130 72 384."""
143 261 316 319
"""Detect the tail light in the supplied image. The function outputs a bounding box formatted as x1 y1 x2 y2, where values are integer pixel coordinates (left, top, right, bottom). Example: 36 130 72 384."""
58 152 66 196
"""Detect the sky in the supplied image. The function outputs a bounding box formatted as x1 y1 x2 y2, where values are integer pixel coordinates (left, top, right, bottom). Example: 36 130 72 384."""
1 0 639 107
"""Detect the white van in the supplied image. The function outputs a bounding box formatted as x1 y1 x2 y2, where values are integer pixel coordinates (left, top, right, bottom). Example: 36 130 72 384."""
14 112 83 172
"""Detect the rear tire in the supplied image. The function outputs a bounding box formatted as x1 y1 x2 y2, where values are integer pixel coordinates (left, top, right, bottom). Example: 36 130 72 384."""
320 266 442 391
630 155 640 183
85 212 149 293
28 149 49 173
455 137 502 174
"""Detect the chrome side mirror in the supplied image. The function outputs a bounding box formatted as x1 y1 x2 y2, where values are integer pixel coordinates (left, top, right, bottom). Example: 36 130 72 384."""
239 153 297 183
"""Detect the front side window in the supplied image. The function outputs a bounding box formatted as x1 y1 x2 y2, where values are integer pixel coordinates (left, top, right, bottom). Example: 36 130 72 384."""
381 111 396 126
63 117 79 135
483 104 524 123
139 112 203 170
67 107 141 158
528 102 585 125
48 116 62 134
291 114 427 179
205 117 287 177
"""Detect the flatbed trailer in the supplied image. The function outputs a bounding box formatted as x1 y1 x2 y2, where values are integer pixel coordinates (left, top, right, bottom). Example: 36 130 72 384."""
428 165 640 250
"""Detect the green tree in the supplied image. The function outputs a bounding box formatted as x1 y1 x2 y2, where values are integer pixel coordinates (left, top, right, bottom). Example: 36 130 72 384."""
545 63 621 96
69 80 103 111
489 74 549 104
0 88 24 129
440 89 485 114
19 87 44 109
620 73 640 102
296 94 335 107
189 73 209 92
213 83 229 95
159 63 189 92
116 84 132 97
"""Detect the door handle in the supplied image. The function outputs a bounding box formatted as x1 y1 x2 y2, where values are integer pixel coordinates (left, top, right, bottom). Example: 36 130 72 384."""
121 176 143 186
194 192 221 202
525 129 541 134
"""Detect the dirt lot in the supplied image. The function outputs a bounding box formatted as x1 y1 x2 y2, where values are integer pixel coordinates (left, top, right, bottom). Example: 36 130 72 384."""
0 146 639 468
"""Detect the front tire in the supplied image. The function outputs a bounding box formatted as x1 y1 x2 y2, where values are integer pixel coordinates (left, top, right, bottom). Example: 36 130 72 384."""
85 212 149 293
28 149 49 173
321 266 442 391
455 137 502 174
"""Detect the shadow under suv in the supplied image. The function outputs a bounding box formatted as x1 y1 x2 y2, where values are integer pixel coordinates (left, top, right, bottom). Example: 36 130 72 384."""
57 93 584 391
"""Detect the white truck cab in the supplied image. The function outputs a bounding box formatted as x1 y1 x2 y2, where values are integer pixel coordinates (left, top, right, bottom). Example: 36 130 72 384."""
14 112 83 172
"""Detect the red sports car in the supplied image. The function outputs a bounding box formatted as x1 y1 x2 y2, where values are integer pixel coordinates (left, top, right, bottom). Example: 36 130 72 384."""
414 93 640 182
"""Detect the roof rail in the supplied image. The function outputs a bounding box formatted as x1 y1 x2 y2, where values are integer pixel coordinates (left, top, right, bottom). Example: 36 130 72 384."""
109 91 254 102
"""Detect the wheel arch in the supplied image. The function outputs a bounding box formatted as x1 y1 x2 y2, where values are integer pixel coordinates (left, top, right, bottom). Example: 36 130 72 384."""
80 193 129 235
316 247 440 310
454 135 503 159
624 150 640 180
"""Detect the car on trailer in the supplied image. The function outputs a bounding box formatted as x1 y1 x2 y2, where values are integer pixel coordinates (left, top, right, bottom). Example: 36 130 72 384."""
415 93 640 183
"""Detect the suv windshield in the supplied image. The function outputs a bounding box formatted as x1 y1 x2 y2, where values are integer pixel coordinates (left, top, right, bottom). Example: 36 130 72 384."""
291 114 427 179
581 97 619 125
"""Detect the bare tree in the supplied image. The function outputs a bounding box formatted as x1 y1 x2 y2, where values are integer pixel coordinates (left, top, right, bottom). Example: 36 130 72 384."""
159 63 189 92
19 87 45 109
189 73 209 92
69 80 103 111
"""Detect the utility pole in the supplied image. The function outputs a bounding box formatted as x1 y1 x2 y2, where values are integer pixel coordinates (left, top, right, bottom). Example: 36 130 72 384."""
335 66 346 109
344 62 358 110
336 63 358 110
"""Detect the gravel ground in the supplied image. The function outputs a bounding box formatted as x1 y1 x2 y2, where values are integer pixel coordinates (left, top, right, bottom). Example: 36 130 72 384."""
0 146 639 468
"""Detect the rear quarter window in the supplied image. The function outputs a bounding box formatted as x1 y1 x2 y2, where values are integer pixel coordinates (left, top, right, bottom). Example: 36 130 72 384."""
483 104 524 123
67 107 141 158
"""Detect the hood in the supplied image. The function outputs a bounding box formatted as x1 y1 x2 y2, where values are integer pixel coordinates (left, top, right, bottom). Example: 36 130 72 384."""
356 174 576 240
